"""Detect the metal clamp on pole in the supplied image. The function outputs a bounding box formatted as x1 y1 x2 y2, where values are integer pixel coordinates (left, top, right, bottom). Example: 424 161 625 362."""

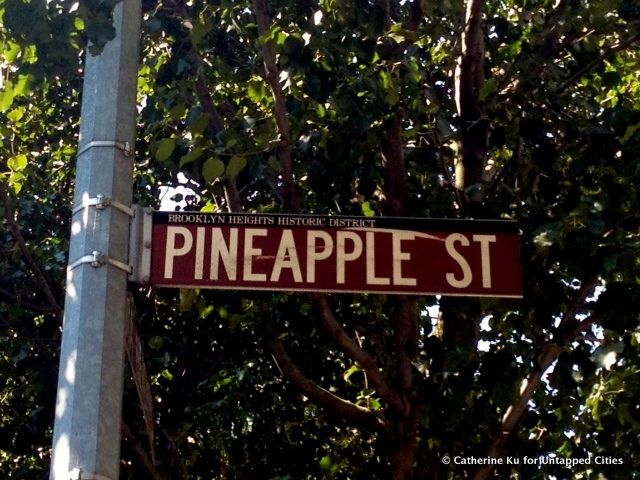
69 468 114 480
67 251 132 275
71 194 135 217
128 205 153 284
77 140 132 158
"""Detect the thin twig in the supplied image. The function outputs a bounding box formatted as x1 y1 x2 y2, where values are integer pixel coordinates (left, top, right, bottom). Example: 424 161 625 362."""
122 420 165 480
1 184 63 324
484 136 523 202
556 32 640 94
0 285 57 313
269 337 389 433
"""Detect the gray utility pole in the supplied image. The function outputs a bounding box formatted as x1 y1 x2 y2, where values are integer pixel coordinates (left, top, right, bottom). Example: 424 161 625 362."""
50 2 141 480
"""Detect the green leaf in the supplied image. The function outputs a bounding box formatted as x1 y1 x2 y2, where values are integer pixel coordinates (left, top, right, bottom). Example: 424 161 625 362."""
276 31 288 46
387 23 416 43
188 113 209 136
148 336 166 350
478 78 498 102
8 154 28 172
169 103 187 121
557 441 573 456
213 375 234 392
6 107 25 123
226 155 247 178
4 0 49 45
3 41 21 62
0 83 15 112
379 70 391 90
200 201 217 213
202 157 225 183
179 288 198 312
155 138 176 162
179 147 203 168
261 25 282 43
247 80 267 104
343 364 360 384
8 171 25 193
319 455 332 471
191 17 212 45
23 44 37 64
361 201 375 217
621 123 640 144
74 16 85 31
14 74 34 97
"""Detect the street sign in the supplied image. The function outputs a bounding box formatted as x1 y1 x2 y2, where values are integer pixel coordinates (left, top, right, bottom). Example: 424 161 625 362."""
149 212 522 297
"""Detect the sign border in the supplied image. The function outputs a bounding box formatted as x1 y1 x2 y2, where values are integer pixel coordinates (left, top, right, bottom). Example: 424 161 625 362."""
148 211 523 298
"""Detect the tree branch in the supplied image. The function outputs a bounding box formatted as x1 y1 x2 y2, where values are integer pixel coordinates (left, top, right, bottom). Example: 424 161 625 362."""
378 105 419 410
1 185 63 324
556 32 640 94
126 296 156 467
0 285 58 314
122 420 165 480
394 297 418 396
194 73 225 137
163 0 242 212
381 110 408 217
406 0 424 31
314 295 406 414
471 342 562 480
454 0 487 193
269 337 389 433
390 296 420 480
538 0 568 59
374 0 393 30
251 0 300 213
191 50 243 213
376 31 422 474
472 279 599 480
485 136 523 201
557 277 599 330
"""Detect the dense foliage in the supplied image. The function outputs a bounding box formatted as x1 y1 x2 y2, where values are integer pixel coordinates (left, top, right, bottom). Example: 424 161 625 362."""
1 0 639 478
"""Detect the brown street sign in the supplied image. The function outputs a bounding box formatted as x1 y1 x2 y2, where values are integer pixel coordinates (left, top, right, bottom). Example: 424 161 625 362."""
148 212 523 298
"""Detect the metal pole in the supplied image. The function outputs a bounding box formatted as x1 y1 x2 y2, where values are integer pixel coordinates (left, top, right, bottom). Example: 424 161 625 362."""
50 2 141 479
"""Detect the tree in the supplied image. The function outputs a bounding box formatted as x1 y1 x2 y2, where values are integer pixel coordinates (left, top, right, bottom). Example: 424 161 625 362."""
1 0 639 478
